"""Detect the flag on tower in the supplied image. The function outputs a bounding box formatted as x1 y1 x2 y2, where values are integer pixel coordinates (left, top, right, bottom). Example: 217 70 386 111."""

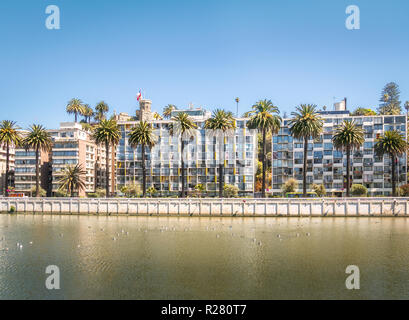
136 90 142 101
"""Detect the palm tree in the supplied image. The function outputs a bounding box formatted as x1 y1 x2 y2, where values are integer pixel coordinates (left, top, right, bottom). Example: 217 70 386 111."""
289 104 323 197
170 112 197 198
205 109 236 198
128 121 157 197
332 120 364 197
0 121 22 196
235 97 240 117
247 100 282 198
95 101 109 122
82 104 94 124
58 164 86 197
163 104 177 119
374 130 407 197
92 119 121 197
66 98 84 123
153 112 163 121
23 125 52 197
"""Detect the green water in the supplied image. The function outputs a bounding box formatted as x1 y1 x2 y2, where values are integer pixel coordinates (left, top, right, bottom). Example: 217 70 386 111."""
0 214 408 299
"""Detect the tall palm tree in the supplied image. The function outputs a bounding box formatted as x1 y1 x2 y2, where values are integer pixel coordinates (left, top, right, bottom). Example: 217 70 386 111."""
153 112 163 121
374 130 407 197
128 121 157 197
289 104 323 197
58 164 86 197
95 101 109 122
82 104 94 124
0 121 22 196
92 119 121 197
247 100 282 198
235 97 240 117
163 104 177 119
66 98 84 123
23 125 52 197
170 112 197 198
332 120 364 197
205 109 236 198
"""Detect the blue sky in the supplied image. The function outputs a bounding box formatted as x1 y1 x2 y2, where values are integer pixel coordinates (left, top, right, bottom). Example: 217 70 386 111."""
0 0 408 128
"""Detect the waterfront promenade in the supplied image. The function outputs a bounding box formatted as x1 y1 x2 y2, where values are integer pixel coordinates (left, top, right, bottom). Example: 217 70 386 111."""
1 197 409 217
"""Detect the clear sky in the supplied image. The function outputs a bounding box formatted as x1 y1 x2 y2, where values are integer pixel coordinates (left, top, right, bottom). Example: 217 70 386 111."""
0 0 408 128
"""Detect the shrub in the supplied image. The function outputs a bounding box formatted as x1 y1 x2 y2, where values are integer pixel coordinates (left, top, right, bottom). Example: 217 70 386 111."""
223 184 239 198
120 184 142 198
30 186 47 197
8 206 16 213
351 184 368 197
54 190 68 197
147 186 158 197
312 183 326 197
87 188 107 198
282 178 297 194
400 184 409 197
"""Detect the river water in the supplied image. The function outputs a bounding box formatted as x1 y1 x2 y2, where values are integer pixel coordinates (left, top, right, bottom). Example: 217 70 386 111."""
0 214 408 299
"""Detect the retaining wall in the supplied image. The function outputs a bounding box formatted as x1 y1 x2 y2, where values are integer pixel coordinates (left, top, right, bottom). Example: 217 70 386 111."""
1 198 409 217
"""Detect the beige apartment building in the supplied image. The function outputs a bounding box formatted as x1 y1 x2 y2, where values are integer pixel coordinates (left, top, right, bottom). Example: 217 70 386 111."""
48 123 114 197
14 146 51 196
14 123 114 197
0 143 15 195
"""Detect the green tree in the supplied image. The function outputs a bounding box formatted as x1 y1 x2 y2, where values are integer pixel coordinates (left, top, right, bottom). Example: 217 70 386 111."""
163 104 177 119
289 104 323 196
312 183 326 197
404 101 409 115
92 119 121 197
0 120 22 197
332 120 365 197
170 112 197 198
23 125 52 197
128 121 158 197
58 164 86 197
223 184 239 198
66 98 84 123
378 82 401 115
95 101 109 122
351 108 377 116
282 178 298 195
247 99 281 198
351 184 368 197
374 130 407 197
205 109 236 198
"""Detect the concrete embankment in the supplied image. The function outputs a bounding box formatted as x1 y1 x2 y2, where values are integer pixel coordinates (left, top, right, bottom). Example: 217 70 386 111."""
1 197 409 217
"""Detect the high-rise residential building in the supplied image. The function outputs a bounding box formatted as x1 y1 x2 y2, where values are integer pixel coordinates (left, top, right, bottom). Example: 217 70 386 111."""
272 109 408 197
14 146 51 196
0 143 15 195
115 102 258 196
48 122 114 197
13 123 114 197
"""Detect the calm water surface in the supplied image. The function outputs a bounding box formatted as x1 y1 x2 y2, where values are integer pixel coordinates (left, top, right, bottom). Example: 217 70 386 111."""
1 214 409 299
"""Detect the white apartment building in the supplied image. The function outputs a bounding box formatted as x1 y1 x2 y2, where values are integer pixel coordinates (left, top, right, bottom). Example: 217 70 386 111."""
272 110 407 197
